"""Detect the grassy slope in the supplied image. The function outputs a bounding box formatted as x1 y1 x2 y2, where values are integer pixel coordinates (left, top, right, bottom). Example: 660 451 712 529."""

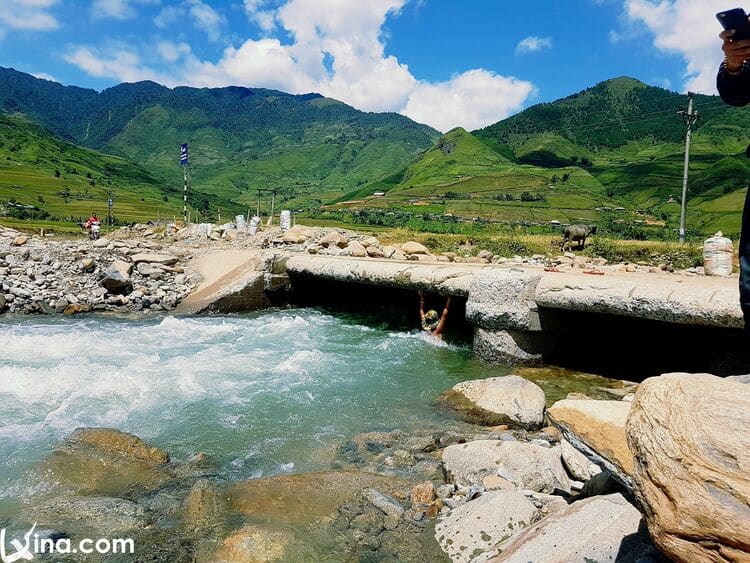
0 114 183 226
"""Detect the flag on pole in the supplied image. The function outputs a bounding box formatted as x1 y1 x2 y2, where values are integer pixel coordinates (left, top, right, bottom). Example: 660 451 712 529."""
180 143 189 166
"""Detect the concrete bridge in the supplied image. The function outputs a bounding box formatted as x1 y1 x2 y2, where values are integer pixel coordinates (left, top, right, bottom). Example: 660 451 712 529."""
177 251 746 376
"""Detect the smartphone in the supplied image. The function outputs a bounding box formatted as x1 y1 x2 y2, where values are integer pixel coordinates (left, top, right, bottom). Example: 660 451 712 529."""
717 8 750 41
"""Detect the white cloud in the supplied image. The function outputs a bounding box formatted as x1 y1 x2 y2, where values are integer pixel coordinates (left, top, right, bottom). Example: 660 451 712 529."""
515 36 552 55
64 0 536 131
153 4 183 28
619 0 723 94
92 0 159 20
244 0 276 32
63 45 171 84
32 71 58 82
186 0 225 42
0 0 60 31
403 70 534 132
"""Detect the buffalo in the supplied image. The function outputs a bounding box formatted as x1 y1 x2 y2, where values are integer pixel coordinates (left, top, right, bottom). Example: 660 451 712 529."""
562 224 597 251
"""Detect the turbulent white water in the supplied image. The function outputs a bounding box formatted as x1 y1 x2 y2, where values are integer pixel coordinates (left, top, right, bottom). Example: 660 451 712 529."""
0 309 499 496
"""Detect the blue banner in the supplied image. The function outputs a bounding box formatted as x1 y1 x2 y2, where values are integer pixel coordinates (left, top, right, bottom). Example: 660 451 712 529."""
180 143 189 166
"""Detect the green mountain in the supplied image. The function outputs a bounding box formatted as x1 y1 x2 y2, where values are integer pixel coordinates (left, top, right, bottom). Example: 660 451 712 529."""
335 77 750 237
0 113 202 229
0 66 439 217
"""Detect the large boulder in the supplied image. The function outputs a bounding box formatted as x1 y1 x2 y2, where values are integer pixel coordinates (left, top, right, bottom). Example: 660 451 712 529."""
100 260 133 292
346 240 367 257
442 440 571 494
318 231 348 248
435 490 538 563
437 375 545 429
473 328 544 366
626 372 750 563
401 241 429 255
547 399 633 486
36 496 150 535
490 493 659 563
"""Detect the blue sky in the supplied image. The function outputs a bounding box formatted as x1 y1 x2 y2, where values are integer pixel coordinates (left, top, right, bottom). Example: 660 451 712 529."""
0 0 727 131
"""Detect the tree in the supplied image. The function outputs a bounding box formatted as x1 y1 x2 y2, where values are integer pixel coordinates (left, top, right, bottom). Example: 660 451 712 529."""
54 169 60 178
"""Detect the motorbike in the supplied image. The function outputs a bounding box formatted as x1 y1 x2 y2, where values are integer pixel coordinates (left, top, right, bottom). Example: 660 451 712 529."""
89 220 101 241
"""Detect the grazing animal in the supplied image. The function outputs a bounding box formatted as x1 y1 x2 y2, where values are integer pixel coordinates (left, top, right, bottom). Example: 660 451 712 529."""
562 224 597 251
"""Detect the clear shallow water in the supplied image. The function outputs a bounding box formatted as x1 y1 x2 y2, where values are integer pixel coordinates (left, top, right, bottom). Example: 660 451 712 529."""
0 309 504 499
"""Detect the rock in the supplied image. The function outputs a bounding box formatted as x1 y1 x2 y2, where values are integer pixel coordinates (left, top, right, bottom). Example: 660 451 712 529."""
491 493 659 563
183 479 225 532
36 496 149 535
282 231 307 244
392 250 407 260
560 438 602 482
318 231 348 248
363 488 404 518
130 253 179 266
411 481 436 508
0 293 5 311
547 399 633 486
92 237 110 248
381 245 397 259
473 328 544 366
435 490 538 563
728 374 750 384
366 245 384 258
64 427 169 465
12 235 29 246
81 258 96 272
214 525 292 562
63 303 91 315
346 240 367 257
401 241 429 255
438 375 546 429
442 440 571 494
626 372 750 563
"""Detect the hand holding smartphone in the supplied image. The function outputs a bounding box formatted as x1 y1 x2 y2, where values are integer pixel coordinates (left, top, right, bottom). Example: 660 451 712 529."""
717 8 750 41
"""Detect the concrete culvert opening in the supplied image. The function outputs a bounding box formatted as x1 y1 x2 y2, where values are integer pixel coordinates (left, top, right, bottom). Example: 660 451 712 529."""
287 273 473 345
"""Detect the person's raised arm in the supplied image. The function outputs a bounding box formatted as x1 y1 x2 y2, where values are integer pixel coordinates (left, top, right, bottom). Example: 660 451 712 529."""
718 29 750 106
419 290 426 323
434 296 451 336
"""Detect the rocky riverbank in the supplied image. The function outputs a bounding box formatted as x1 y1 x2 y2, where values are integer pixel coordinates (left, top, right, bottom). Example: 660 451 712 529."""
0 225 197 315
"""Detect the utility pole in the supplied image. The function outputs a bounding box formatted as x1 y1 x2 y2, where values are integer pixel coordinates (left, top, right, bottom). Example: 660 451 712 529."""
677 92 699 243
180 143 189 225
107 185 113 229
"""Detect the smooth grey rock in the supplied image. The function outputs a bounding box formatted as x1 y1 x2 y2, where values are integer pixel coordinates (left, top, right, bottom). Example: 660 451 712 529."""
435 491 538 563
36 496 150 534
560 438 601 482
442 440 571 494
493 494 659 563
362 488 403 518
130 253 179 266
473 328 544 366
442 375 546 429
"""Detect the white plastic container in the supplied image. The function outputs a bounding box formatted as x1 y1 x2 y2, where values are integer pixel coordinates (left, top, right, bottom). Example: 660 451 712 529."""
235 215 246 230
280 210 292 232
248 216 261 236
703 232 733 277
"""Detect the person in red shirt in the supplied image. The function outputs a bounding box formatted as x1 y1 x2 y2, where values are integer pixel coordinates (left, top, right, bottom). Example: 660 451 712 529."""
84 212 99 229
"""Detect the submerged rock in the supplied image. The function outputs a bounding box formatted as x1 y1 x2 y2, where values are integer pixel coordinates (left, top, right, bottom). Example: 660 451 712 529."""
627 373 750 563
437 375 545 429
435 490 538 563
35 496 150 535
215 524 293 563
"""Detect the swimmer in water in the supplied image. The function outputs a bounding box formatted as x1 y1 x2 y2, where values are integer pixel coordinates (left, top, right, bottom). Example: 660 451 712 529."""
419 290 451 340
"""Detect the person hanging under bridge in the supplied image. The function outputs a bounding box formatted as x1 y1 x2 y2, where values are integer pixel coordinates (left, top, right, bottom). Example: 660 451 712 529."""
419 290 451 340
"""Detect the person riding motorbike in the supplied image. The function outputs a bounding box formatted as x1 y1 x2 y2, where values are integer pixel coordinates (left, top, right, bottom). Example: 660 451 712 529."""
84 212 101 240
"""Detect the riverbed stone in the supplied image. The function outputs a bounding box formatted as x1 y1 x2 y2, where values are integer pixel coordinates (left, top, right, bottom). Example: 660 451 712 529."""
401 241 429 255
318 231 348 248
65 427 169 465
435 490 538 563
214 524 292 562
547 398 633 486
489 493 659 563
438 375 545 429
442 440 571 494
626 372 750 563
473 328 544 366
130 253 179 265
183 479 226 533
560 438 601 482
36 496 150 535
346 241 367 257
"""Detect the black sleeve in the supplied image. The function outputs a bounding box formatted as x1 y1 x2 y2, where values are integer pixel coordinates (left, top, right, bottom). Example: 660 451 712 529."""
717 62 750 107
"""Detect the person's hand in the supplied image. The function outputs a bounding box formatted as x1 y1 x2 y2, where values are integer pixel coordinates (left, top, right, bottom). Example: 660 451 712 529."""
721 28 750 71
